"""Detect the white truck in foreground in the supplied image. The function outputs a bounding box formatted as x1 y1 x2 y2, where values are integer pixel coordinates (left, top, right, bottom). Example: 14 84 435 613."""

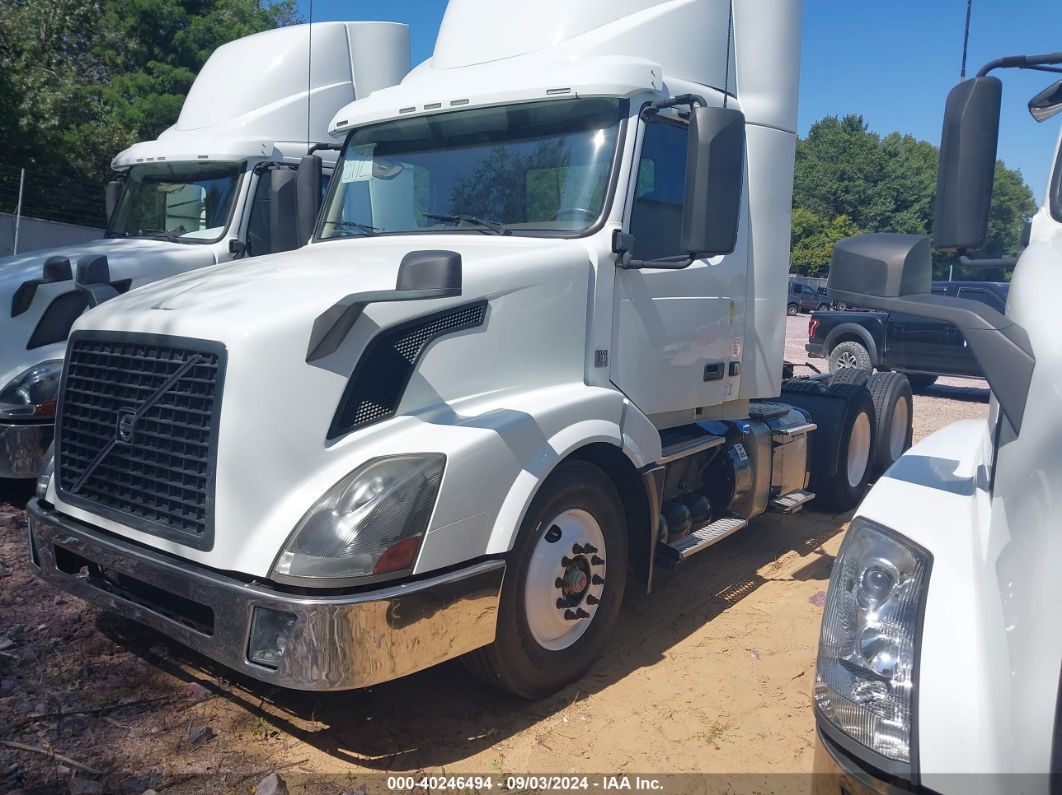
0 21 409 479
26 0 913 698
813 53 1062 794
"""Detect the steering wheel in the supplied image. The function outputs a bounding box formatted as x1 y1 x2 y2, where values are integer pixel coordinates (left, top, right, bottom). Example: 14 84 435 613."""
555 207 596 221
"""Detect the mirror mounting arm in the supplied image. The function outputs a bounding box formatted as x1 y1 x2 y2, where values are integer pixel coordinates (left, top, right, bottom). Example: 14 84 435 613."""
611 231 694 270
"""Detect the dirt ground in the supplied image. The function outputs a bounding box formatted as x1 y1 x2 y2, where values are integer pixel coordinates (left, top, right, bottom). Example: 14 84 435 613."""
0 314 990 794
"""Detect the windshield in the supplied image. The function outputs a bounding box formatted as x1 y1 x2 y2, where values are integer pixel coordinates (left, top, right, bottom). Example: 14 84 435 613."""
107 162 242 243
317 98 625 241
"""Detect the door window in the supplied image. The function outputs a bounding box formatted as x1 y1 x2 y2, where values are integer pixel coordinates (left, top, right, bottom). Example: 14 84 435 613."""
629 118 688 261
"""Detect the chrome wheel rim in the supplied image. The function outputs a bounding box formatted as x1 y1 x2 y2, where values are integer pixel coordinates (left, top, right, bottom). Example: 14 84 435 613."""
525 508 606 651
847 411 872 487
837 351 859 369
889 396 910 460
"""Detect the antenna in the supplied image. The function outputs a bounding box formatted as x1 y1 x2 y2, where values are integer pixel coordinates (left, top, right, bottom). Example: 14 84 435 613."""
306 0 313 149
960 0 972 80
723 0 733 108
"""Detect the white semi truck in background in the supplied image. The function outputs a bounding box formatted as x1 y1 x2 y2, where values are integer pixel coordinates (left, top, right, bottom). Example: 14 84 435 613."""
813 53 1062 793
25 0 914 698
0 21 409 479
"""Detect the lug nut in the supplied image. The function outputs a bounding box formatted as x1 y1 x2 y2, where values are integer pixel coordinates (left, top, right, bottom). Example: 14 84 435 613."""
574 608 590 619
572 543 587 554
555 577 565 588
592 574 605 586
585 545 598 554
586 594 600 605
591 555 605 566
556 598 568 609
561 556 573 567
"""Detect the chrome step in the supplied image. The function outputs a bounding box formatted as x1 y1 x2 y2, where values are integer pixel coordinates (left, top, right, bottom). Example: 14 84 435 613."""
656 515 748 568
769 489 816 514
658 432 725 465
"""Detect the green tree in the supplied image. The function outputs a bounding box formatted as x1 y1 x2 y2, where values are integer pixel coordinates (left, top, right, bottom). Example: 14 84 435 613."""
792 114 1036 270
789 208 860 276
1 0 297 194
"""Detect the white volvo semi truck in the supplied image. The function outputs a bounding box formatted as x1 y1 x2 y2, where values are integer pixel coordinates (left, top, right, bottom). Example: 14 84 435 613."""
0 21 409 479
25 0 912 697
813 53 1062 793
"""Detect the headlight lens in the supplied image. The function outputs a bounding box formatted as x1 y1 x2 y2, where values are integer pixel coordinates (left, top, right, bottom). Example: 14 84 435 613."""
0 360 63 418
814 517 931 765
272 454 445 583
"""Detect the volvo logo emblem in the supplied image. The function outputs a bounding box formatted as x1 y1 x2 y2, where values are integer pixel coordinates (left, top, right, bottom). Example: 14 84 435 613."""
116 409 137 445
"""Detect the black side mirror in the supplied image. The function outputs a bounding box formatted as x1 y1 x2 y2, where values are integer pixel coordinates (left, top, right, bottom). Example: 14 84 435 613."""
306 250 463 363
269 168 300 254
932 76 1002 251
829 232 1034 431
1029 79 1062 122
105 180 122 224
681 106 745 257
296 155 323 245
10 256 73 318
74 255 120 308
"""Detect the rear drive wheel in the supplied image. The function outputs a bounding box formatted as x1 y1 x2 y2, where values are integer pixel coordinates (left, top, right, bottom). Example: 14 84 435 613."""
787 303 799 316
463 460 628 699
828 340 872 374
813 383 876 512
867 372 913 479
829 367 869 387
902 372 937 392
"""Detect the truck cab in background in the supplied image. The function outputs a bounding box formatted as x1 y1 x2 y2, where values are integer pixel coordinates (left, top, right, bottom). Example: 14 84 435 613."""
814 53 1062 794
0 21 409 479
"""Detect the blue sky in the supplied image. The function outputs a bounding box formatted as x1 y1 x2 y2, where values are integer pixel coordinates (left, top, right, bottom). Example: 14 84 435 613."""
303 0 1062 199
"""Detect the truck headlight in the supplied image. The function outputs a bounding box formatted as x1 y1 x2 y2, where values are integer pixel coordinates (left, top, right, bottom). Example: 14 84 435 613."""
271 454 444 584
814 517 931 766
0 360 63 419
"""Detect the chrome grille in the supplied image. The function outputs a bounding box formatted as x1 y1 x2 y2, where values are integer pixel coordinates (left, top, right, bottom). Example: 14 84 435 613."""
56 333 225 549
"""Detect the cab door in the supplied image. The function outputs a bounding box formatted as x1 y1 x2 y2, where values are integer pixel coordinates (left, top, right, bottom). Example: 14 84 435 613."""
610 112 748 418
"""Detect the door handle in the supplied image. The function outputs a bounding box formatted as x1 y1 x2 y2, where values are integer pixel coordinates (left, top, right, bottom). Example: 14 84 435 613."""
703 361 725 381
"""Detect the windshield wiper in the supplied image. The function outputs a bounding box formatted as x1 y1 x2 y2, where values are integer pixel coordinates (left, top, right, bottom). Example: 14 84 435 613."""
322 220 379 236
422 212 510 235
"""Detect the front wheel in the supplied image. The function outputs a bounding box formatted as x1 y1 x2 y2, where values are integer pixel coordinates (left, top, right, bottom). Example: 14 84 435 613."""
463 460 628 698
787 303 799 316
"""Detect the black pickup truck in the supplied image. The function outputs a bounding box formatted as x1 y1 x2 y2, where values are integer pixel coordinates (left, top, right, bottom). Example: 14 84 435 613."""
805 281 1009 389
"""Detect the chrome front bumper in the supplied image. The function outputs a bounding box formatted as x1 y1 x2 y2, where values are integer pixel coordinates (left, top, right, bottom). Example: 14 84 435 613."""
0 421 52 479
27 499 505 691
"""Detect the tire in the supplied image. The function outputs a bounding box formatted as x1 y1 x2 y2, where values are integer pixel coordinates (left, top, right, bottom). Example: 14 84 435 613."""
902 372 937 392
812 383 876 512
828 340 872 374
829 367 869 387
817 303 830 311
787 303 799 316
463 460 628 699
867 372 913 479
781 377 828 395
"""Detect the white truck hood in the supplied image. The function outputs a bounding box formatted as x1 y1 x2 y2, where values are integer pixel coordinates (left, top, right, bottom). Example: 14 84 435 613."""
0 237 217 389
56 234 592 576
